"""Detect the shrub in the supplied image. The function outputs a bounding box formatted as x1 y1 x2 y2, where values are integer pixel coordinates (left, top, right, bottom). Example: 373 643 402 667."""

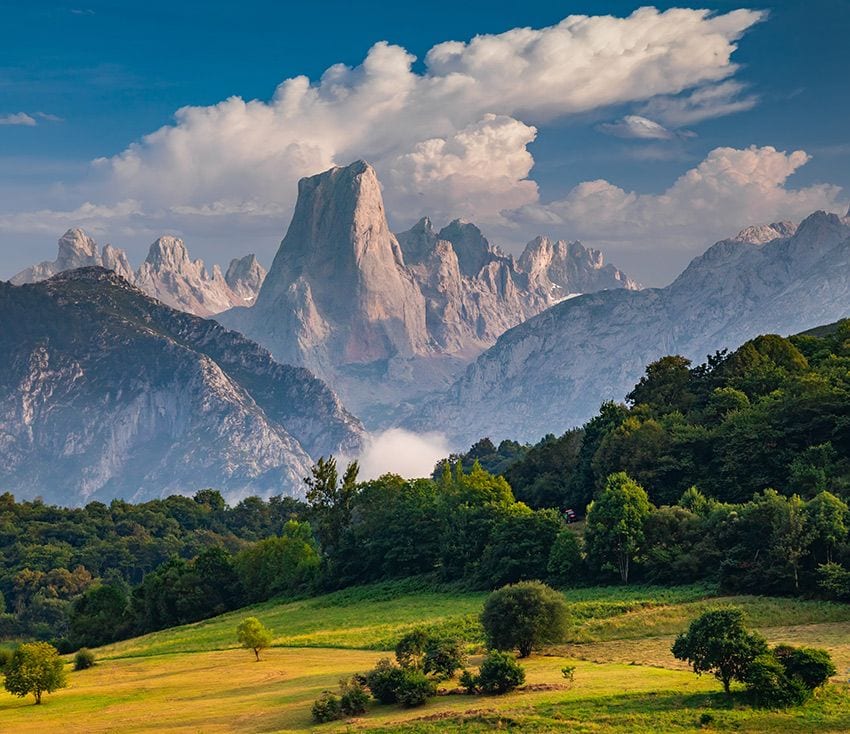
745 653 809 708
459 669 478 694
773 645 835 690
481 581 569 657
423 636 466 680
476 650 526 694
365 658 407 704
74 648 96 670
311 690 342 723
561 665 576 683
394 669 436 707
339 677 370 716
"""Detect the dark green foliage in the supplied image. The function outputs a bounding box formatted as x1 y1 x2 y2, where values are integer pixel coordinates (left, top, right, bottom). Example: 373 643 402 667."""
395 629 429 670
394 669 436 707
365 658 407 704
476 650 526 694
433 438 528 480
503 430 583 509
311 690 342 723
304 456 359 559
423 636 466 680
339 677 370 715
816 561 850 600
459 668 478 694
672 608 768 694
0 647 11 672
69 583 129 648
547 530 584 587
477 508 563 587
772 645 835 690
480 581 569 657
745 653 810 708
73 647 95 670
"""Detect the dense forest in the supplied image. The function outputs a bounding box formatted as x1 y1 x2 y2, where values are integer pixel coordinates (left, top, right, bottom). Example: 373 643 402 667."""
2 321 849 651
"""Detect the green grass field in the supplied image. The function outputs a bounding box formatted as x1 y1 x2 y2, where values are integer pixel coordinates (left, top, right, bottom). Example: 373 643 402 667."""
2 580 849 732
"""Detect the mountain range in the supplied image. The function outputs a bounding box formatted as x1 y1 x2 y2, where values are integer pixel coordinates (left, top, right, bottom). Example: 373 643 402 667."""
219 160 637 421
11 228 267 317
409 208 850 445
0 268 362 504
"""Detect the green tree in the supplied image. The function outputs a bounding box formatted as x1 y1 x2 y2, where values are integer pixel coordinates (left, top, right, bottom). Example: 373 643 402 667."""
3 641 68 704
672 608 768 694
304 456 359 558
806 491 848 564
236 616 272 661
480 581 569 658
584 472 651 583
546 529 584 587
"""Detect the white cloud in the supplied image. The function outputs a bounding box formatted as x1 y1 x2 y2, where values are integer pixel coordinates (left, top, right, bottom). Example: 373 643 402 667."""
639 80 758 126
598 115 676 140
0 200 146 236
57 7 763 234
0 113 37 126
510 145 845 253
356 429 450 481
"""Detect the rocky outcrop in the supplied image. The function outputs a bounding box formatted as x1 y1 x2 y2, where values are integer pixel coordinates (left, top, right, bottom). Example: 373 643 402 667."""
0 268 363 504
220 161 637 422
411 210 850 446
225 254 267 304
9 230 264 317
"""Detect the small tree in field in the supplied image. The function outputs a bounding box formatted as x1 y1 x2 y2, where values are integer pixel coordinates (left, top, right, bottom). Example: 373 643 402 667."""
3 641 67 704
481 581 569 658
236 617 272 661
672 608 767 694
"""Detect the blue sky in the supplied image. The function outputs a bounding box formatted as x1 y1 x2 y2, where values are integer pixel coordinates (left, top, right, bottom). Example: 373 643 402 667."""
1 0 848 284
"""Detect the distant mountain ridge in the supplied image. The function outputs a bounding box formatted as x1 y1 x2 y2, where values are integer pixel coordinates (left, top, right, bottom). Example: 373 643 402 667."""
0 268 363 504
219 160 637 421
410 206 850 446
10 229 267 317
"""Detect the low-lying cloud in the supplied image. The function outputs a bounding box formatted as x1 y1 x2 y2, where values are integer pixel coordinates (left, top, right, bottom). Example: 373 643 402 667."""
356 429 450 482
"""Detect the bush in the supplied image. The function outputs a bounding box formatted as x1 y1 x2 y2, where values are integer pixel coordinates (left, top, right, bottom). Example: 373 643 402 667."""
394 669 436 707
339 677 370 716
773 645 835 690
423 636 466 680
476 650 526 694
311 690 342 723
745 653 809 708
365 658 407 704
481 581 569 657
561 664 575 683
459 669 478 694
74 648 96 671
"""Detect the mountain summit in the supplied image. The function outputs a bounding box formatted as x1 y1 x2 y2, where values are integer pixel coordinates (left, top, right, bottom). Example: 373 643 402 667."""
220 160 637 420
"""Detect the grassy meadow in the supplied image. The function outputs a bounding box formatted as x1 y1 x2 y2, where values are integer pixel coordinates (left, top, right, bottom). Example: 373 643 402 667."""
2 580 849 732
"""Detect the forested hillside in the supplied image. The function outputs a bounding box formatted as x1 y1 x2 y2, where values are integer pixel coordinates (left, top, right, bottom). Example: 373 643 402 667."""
2 321 850 653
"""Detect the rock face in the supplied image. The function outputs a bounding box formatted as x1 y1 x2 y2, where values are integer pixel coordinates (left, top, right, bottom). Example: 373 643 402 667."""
10 230 263 317
225 254 267 304
0 268 363 504
411 211 850 446
220 161 637 421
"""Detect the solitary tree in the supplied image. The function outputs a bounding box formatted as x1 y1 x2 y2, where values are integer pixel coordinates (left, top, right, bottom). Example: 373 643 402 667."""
236 617 273 661
672 608 767 694
480 581 569 658
584 472 651 583
3 641 68 704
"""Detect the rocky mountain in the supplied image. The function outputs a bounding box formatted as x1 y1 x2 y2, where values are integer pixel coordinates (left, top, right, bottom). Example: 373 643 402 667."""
0 268 363 504
220 160 636 421
410 208 850 446
9 230 265 317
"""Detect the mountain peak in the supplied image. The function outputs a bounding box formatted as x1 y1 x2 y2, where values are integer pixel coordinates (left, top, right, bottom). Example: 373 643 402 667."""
56 228 100 268
733 221 797 245
225 254 267 304
437 220 492 277
145 236 191 271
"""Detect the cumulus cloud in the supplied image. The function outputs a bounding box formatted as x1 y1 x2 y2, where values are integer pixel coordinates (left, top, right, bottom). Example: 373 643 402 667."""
0 113 37 126
0 200 146 236
356 429 450 481
55 7 764 234
510 145 845 254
